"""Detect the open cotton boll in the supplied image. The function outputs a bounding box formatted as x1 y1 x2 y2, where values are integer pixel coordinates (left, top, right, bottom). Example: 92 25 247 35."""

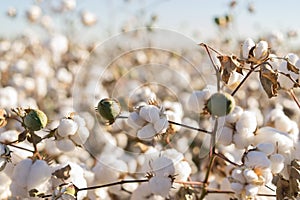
269 154 285 173
230 182 244 194
127 112 146 129
70 126 89 145
245 184 259 197
254 41 268 60
218 126 233 146
12 158 32 187
148 176 172 197
225 106 243 123
153 118 168 133
56 138 76 152
152 157 175 177
274 115 292 133
242 38 255 59
244 151 271 168
233 132 252 149
27 160 51 190
243 169 258 182
57 118 78 137
231 168 246 184
235 111 257 134
0 130 18 143
137 123 156 141
256 143 275 156
175 161 191 181
131 183 164 200
254 127 294 153
161 149 184 163
139 105 160 123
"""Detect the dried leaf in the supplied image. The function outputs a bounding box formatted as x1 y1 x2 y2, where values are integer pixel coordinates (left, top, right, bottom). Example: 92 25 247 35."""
289 160 300 198
259 63 279 98
287 61 299 74
52 164 71 180
217 55 242 83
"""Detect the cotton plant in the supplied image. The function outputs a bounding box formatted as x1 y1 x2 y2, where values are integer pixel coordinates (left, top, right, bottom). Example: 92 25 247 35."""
127 103 169 141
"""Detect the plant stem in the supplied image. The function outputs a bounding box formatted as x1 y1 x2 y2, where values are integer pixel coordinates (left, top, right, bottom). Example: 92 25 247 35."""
77 179 148 191
289 89 300 109
7 143 35 153
199 43 221 92
214 152 241 167
117 115 212 134
199 118 218 200
231 67 254 96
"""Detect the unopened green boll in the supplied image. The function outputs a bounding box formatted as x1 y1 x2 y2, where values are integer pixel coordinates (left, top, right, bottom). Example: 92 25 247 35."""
24 109 48 131
97 98 121 124
207 92 235 117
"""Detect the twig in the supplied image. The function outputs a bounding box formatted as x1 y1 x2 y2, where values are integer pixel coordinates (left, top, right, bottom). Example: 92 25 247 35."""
117 115 212 134
7 143 35 153
214 152 241 167
289 89 300 109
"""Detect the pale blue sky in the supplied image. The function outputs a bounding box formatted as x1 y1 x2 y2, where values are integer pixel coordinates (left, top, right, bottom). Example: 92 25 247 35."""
0 0 299 42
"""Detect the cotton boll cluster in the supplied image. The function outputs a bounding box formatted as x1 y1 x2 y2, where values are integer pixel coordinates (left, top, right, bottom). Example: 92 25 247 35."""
10 158 51 197
217 107 257 149
229 147 277 199
128 104 169 141
266 106 299 141
50 162 87 200
55 114 89 152
241 38 269 62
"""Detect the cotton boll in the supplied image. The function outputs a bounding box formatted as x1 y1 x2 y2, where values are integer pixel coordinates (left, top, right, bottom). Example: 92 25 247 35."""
243 169 258 182
27 160 51 190
127 112 146 129
218 126 233 146
161 149 184 163
0 130 18 143
0 86 18 108
139 105 160 123
70 126 89 145
254 41 268 60
152 157 175 177
153 118 168 133
244 151 271 168
57 68 73 84
233 132 252 149
230 182 244 194
256 143 275 156
235 111 257 134
242 38 255 59
254 127 294 153
26 5 42 22
231 168 246 184
131 183 163 200
56 138 76 152
0 173 11 199
274 115 292 133
245 184 259 197
137 123 156 141
73 114 86 127
175 161 191 181
57 118 78 137
269 154 285 173
225 106 243 123
12 158 32 187
148 176 172 197
81 11 97 26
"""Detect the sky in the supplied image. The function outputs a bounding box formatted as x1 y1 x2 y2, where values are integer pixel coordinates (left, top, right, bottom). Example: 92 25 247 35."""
0 0 299 43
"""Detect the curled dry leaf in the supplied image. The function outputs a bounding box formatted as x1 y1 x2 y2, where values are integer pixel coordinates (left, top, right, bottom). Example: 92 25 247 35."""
259 63 279 98
289 159 300 198
52 164 71 180
0 109 7 128
217 55 243 84
286 61 300 74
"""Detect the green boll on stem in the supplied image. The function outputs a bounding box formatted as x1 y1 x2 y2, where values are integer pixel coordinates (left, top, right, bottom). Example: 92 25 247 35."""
97 98 121 125
24 109 48 131
207 92 235 117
